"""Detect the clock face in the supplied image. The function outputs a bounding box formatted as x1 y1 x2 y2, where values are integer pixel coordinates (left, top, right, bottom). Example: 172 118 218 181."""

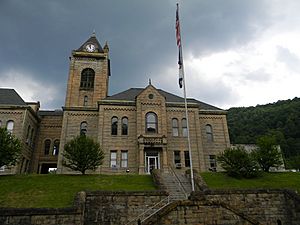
86 44 96 52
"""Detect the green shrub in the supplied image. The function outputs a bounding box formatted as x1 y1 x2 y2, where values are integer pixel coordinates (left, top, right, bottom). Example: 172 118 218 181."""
217 146 260 178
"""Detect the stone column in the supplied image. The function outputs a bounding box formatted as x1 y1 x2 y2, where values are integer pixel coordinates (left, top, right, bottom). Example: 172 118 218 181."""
138 145 145 174
162 146 168 171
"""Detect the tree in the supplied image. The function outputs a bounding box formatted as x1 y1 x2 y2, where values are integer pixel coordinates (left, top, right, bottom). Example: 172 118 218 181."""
0 128 22 168
62 135 104 174
286 155 300 171
217 146 259 178
254 135 283 172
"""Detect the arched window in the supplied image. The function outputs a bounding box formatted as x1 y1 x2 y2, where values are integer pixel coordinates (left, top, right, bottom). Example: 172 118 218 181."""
80 122 87 135
83 95 88 106
121 117 128 135
53 140 60 155
111 117 118 135
6 120 14 133
172 118 179 136
206 124 213 142
0 120 2 127
80 68 95 89
146 112 158 133
44 139 51 155
182 118 188 137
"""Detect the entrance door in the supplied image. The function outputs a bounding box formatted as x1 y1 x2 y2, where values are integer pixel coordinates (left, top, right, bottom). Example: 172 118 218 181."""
148 157 157 173
145 150 160 174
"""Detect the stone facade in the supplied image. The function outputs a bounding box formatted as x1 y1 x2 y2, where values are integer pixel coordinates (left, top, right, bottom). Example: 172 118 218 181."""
0 100 40 174
0 33 230 174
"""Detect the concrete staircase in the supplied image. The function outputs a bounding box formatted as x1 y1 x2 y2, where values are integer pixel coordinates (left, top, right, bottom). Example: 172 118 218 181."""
160 169 192 200
125 168 193 225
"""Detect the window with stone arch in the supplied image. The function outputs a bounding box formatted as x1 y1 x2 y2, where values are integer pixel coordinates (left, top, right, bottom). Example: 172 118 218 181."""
121 117 128 135
111 117 118 135
6 120 14 133
80 68 95 89
182 118 188 137
206 124 214 142
146 112 158 133
172 118 179 136
80 122 88 136
53 139 60 155
44 139 51 155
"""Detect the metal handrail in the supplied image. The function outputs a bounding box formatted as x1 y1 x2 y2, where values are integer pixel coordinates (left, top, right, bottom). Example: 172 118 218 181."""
169 166 189 199
125 196 170 225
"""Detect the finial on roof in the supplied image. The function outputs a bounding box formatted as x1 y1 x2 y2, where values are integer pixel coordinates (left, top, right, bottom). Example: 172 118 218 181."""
92 30 96 37
149 79 152 85
103 41 109 52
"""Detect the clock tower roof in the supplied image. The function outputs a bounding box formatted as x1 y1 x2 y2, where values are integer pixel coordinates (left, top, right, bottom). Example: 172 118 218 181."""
76 32 104 53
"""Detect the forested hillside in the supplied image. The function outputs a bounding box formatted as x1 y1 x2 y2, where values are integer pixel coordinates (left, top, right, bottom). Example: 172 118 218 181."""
227 97 300 159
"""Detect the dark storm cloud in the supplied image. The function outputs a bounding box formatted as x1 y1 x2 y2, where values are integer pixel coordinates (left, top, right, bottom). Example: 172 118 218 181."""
0 0 272 109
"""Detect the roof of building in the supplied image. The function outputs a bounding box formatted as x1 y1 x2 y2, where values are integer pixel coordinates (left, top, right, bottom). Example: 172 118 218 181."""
0 88 27 106
104 88 222 111
76 32 104 53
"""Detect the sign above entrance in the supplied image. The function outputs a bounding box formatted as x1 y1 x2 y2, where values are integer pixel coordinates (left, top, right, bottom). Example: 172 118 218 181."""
138 135 167 146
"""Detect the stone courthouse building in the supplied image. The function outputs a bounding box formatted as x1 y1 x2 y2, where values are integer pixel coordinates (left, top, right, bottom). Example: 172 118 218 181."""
0 34 230 175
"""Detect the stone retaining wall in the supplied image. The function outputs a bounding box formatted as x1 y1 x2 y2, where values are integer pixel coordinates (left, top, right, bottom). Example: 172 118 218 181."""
0 192 85 225
1 189 300 225
145 189 300 225
83 190 167 225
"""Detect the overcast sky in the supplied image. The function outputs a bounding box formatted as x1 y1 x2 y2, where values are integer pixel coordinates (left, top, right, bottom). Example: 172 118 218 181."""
1 0 300 110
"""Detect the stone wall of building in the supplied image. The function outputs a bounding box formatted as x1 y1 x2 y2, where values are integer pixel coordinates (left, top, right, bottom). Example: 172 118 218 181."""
32 112 63 173
199 113 231 171
99 104 138 173
0 107 39 174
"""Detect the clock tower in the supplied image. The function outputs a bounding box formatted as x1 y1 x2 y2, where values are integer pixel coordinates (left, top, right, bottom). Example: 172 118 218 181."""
64 32 110 108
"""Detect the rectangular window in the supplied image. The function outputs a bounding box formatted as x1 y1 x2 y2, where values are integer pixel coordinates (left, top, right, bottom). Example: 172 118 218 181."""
209 155 217 168
121 151 128 168
110 151 117 168
184 151 190 167
174 151 181 164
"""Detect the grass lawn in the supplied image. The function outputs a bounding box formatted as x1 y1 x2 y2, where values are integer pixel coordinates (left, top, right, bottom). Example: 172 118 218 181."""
201 172 300 193
0 174 156 208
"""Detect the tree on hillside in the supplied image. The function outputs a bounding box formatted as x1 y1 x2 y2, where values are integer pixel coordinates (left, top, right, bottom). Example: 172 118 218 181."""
62 135 104 175
0 128 22 168
286 155 300 171
227 97 300 159
254 135 283 172
217 146 259 178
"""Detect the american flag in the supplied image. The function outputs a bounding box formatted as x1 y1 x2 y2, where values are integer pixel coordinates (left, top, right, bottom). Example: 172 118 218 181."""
176 3 183 88
176 4 181 47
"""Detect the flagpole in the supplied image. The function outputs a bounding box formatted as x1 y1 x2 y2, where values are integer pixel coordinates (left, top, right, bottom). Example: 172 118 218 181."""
176 3 195 192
